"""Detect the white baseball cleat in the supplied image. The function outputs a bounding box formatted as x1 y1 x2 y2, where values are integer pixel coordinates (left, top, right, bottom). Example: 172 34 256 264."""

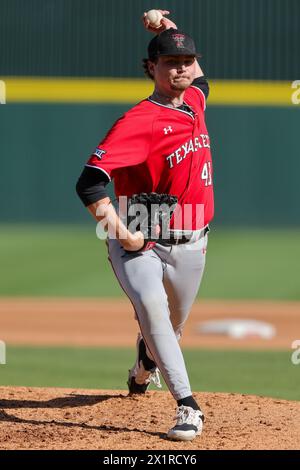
127 333 162 394
167 405 204 441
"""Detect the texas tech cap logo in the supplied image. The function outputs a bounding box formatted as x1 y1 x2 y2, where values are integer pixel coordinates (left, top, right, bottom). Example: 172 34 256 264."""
172 33 186 49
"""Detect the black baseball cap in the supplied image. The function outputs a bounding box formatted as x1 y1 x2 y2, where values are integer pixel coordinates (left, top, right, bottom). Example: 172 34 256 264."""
148 28 199 60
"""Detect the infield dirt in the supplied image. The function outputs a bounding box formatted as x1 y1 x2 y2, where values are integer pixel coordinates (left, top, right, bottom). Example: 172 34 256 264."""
0 298 299 349
0 299 299 450
1 387 300 450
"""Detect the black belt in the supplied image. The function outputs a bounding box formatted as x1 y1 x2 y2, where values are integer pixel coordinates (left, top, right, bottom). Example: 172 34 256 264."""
159 225 210 246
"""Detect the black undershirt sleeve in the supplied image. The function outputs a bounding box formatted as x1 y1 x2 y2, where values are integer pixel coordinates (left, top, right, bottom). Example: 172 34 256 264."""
191 76 209 99
77 80 209 206
76 166 110 207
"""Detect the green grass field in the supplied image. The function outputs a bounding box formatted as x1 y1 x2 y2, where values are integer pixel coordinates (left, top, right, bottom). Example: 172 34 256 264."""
0 346 299 401
0 224 300 299
1 225 299 400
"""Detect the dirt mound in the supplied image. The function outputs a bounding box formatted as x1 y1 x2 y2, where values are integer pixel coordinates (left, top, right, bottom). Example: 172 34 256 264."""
0 386 299 450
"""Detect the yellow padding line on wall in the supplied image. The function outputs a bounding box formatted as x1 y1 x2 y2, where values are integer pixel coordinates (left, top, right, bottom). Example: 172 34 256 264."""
2 77 296 106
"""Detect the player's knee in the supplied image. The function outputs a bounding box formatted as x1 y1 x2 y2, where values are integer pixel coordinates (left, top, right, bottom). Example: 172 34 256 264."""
135 292 168 324
170 310 189 334
173 327 183 341
138 291 167 309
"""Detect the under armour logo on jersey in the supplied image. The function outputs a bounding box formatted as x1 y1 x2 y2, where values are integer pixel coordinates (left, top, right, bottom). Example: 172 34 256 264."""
164 126 173 135
93 148 106 160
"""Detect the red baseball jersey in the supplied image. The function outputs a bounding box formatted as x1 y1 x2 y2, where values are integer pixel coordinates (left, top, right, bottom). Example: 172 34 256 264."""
86 85 214 230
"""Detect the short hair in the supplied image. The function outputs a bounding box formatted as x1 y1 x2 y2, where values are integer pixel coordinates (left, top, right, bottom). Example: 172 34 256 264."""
142 57 158 81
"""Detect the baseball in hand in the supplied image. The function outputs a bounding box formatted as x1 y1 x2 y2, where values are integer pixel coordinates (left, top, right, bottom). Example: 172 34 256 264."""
146 9 163 28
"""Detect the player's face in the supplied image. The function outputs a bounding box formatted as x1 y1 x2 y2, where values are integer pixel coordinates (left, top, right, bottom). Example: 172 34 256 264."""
152 55 196 92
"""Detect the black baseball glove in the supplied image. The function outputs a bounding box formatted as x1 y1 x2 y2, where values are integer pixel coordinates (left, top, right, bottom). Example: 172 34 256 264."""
126 192 178 251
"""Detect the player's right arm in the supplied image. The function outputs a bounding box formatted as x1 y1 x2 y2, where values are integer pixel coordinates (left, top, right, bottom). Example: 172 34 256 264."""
76 109 152 251
87 195 144 252
76 169 144 251
76 162 145 252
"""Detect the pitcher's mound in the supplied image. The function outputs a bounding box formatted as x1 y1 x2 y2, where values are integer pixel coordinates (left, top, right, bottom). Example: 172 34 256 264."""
0 386 299 450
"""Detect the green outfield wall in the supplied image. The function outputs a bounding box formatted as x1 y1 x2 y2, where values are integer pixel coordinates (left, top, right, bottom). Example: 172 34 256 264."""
0 0 298 80
0 103 299 226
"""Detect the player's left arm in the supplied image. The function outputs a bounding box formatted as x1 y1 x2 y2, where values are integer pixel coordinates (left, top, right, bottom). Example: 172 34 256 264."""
191 60 209 100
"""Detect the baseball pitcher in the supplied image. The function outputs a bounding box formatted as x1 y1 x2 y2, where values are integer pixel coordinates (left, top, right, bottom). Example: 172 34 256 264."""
76 10 213 441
